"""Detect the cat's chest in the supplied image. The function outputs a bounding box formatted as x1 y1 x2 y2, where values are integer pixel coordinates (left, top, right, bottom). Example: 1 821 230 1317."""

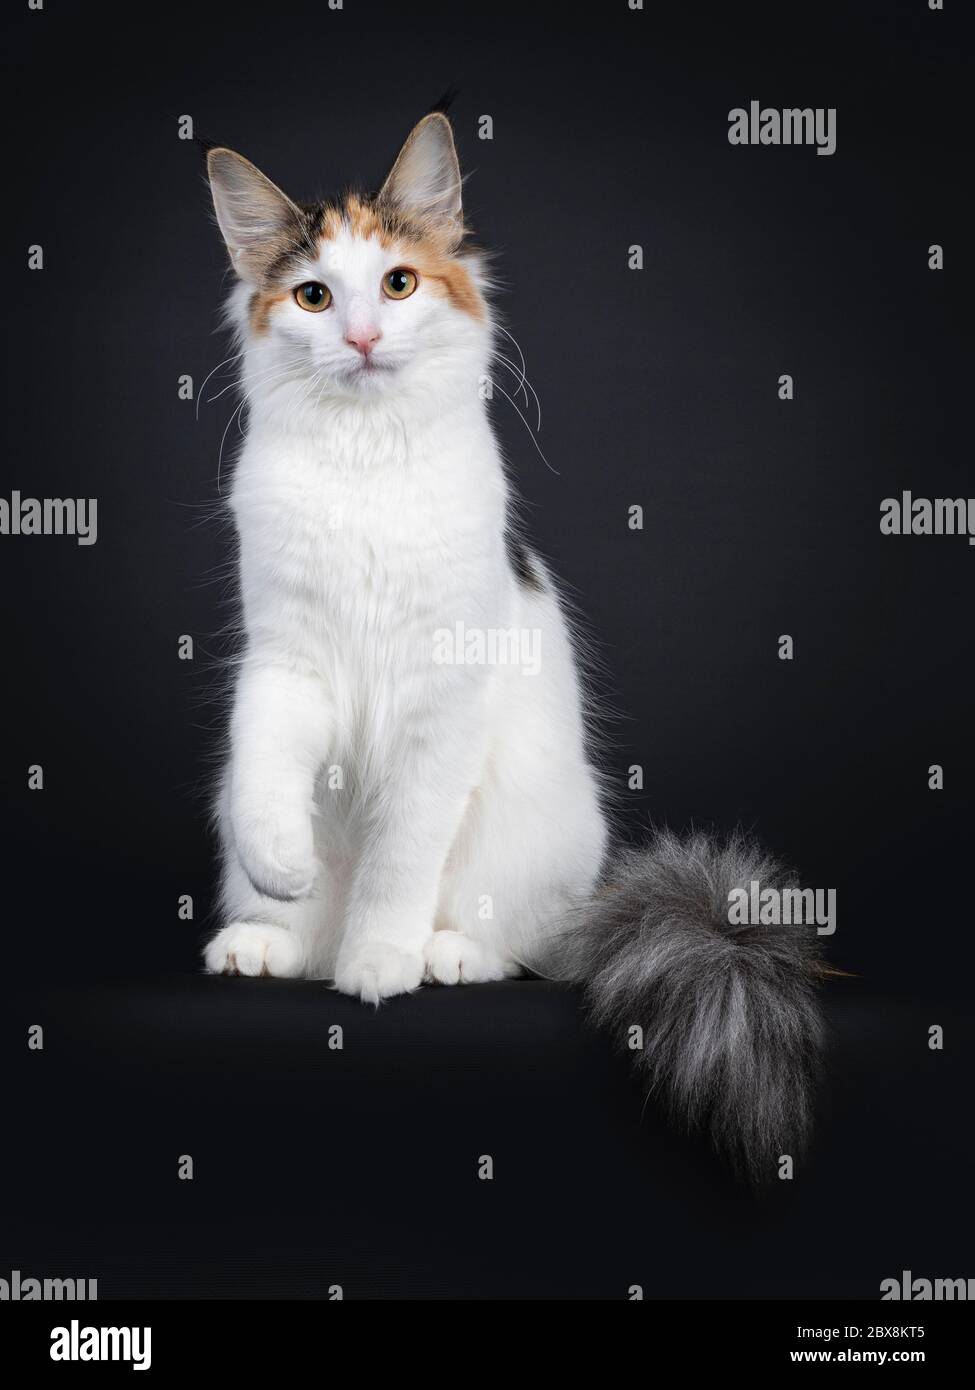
234 431 505 646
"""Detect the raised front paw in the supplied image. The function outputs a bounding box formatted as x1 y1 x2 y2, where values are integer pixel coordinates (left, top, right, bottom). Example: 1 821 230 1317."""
204 922 304 978
333 941 425 1005
232 802 317 902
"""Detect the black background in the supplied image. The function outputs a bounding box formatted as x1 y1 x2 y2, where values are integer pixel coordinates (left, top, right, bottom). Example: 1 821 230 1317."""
1 0 972 1302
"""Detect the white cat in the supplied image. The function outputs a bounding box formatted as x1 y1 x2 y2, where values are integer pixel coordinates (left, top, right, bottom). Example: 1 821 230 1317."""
202 112 607 1002
200 109 825 1179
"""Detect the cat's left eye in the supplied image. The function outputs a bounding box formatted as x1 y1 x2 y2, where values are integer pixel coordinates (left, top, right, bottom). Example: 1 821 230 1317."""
383 268 418 301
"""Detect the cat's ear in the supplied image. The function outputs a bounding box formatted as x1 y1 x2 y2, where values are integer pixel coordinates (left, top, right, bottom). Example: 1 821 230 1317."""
379 113 463 242
207 148 305 284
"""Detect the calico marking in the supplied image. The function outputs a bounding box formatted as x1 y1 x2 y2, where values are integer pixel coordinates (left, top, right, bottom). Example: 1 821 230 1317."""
505 530 544 592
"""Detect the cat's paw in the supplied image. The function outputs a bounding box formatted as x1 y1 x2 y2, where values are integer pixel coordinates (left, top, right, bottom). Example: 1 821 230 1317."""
423 930 509 986
232 803 317 902
333 941 425 1005
204 922 304 978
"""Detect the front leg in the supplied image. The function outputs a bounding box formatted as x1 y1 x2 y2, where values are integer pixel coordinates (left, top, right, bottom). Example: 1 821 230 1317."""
228 659 331 901
334 679 488 1004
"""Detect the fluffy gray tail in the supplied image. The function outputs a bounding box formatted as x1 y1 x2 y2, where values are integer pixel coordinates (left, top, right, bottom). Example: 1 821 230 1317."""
548 829 826 1181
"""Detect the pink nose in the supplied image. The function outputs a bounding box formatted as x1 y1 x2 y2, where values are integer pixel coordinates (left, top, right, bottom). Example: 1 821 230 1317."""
345 328 381 357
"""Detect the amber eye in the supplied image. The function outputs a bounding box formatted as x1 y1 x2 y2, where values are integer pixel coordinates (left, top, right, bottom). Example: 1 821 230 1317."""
294 282 331 312
382 268 418 300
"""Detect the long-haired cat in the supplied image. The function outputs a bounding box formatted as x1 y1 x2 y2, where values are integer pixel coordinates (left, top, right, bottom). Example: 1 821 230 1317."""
202 108 825 1180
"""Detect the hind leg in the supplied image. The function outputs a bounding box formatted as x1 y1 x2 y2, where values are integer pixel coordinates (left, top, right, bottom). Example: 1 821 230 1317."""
432 743 607 982
422 929 518 985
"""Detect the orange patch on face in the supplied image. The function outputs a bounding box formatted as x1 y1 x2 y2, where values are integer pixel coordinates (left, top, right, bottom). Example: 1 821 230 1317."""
312 195 485 321
410 249 485 320
313 195 396 248
249 289 289 335
317 205 347 243
342 196 391 246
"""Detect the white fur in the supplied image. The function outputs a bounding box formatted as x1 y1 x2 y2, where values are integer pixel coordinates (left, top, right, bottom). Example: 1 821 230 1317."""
204 217 607 1001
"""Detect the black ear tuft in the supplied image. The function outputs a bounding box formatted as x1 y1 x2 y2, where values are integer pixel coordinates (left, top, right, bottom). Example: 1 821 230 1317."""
194 134 217 164
429 88 460 116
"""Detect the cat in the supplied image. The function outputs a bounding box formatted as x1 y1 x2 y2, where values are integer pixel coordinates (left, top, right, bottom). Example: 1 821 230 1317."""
201 108 825 1179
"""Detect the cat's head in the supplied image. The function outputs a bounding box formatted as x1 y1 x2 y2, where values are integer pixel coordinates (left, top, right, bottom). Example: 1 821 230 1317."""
207 113 490 405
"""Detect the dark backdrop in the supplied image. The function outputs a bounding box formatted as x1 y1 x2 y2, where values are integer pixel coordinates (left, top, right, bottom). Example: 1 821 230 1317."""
1 0 971 1302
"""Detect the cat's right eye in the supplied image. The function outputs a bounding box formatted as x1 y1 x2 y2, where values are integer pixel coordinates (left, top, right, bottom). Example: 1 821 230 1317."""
294 282 332 313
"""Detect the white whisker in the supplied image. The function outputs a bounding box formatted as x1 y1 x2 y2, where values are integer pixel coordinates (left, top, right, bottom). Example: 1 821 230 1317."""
216 397 247 497
496 325 530 411
491 381 559 475
492 352 542 432
195 350 244 421
209 349 308 407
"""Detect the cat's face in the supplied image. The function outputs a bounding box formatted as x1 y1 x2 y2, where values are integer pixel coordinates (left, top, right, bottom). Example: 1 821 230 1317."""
208 114 488 403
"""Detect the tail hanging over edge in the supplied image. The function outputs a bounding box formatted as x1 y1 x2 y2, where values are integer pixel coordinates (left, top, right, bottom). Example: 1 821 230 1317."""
549 829 826 1182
